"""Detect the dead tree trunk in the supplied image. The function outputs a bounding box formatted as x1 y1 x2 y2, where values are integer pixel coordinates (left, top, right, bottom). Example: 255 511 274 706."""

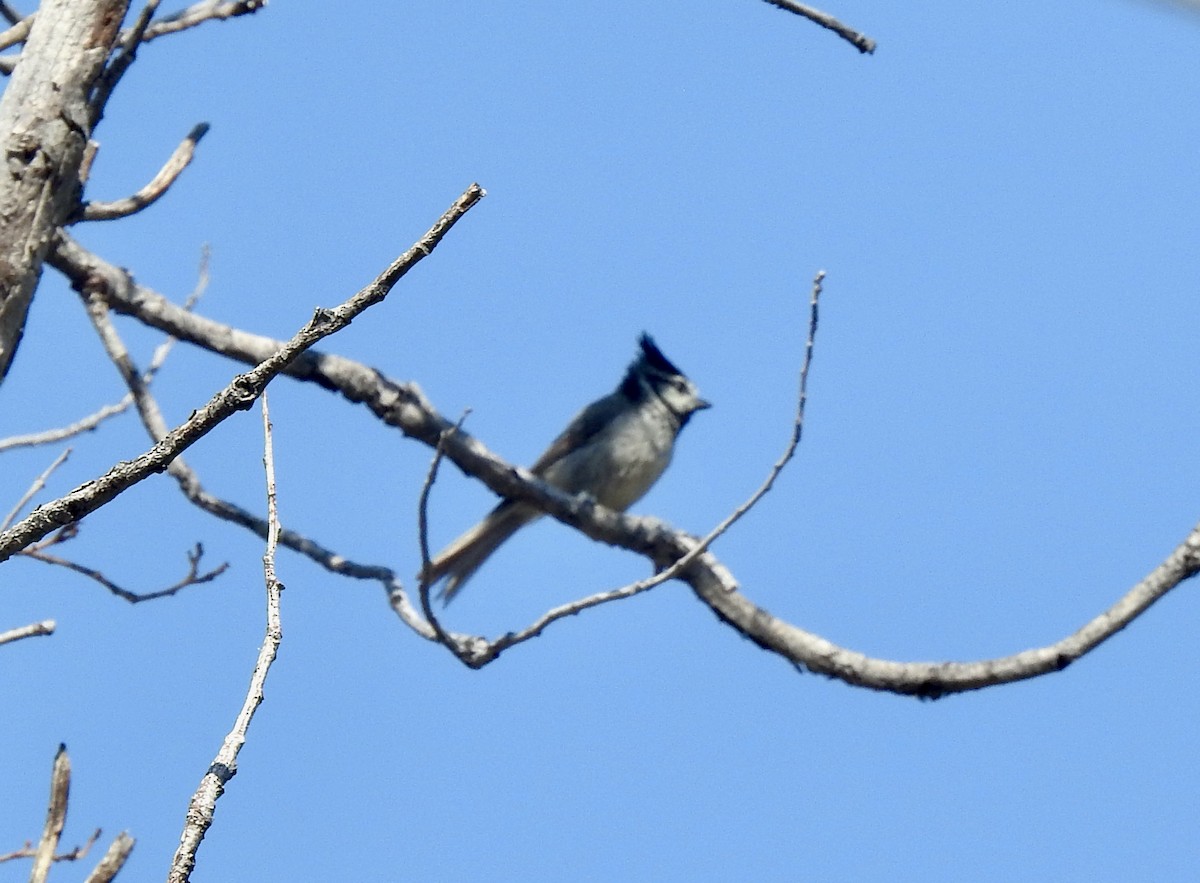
0 0 127 381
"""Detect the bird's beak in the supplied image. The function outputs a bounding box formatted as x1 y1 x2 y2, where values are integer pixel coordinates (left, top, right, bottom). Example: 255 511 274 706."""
694 399 712 411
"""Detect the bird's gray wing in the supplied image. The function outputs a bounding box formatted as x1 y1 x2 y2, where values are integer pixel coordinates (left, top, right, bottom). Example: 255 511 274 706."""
529 391 624 476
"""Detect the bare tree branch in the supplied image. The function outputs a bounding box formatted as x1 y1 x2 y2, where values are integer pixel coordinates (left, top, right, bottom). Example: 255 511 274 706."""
0 827 99 865
141 0 265 41
81 832 134 883
0 11 31 49
0 9 29 75
89 0 160 119
0 342 170 452
0 183 485 564
81 122 209 220
48 229 1200 693
417 417 484 664
29 744 70 883
0 403 130 452
79 264 437 636
0 618 55 646
692 521 1200 696
760 0 876 54
166 393 283 883
0 253 197 453
4 245 207 452
0 248 205 455
459 271 827 665
22 530 228 603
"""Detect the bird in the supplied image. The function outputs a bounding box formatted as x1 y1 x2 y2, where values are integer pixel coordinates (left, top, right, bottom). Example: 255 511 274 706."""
422 333 711 604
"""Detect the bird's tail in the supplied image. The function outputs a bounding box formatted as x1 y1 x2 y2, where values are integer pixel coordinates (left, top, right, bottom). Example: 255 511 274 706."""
421 500 541 604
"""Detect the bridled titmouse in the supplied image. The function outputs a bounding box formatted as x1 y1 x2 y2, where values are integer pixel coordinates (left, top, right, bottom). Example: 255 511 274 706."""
422 333 710 604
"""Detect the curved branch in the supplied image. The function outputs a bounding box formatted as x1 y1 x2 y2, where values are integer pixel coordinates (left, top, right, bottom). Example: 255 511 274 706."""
81 122 209 220
140 0 265 42
48 234 1200 694
454 271 825 666
694 525 1200 696
760 0 877 54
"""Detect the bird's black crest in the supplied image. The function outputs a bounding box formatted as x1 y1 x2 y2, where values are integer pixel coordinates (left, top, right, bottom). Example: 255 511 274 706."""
638 333 683 377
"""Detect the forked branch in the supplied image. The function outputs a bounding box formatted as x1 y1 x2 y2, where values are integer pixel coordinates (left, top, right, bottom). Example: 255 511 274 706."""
44 222 1200 696
0 183 484 563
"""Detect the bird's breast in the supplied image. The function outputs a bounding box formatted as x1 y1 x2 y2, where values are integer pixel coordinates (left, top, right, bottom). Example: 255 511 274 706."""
542 405 677 511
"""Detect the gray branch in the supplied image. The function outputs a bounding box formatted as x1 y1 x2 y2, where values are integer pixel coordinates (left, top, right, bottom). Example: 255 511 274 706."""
46 232 1200 694
0 183 484 563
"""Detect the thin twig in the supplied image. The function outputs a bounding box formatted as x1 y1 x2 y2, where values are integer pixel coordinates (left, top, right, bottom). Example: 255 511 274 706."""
22 537 227 603
417 416 479 663
0 183 485 563
29 745 70 883
0 619 55 646
2 448 70 530
0 828 100 864
760 0 877 53
166 394 283 883
0 402 130 452
0 3 23 26
82 123 209 220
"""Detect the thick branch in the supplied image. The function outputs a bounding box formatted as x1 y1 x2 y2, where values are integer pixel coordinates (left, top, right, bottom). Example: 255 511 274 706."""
692 524 1200 696
0 0 128 380
44 236 1200 695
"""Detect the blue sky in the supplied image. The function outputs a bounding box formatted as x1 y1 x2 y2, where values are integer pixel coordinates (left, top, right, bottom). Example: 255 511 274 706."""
2 1 1198 880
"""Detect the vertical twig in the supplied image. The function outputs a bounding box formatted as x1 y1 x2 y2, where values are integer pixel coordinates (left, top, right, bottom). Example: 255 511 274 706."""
29 745 70 883
166 393 283 883
416 418 472 658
